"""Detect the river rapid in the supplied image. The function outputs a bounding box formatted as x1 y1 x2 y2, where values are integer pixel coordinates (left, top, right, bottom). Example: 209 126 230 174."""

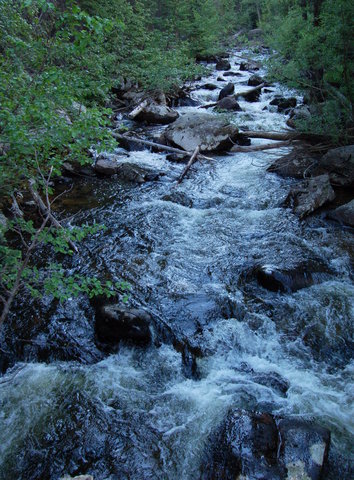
0 48 353 479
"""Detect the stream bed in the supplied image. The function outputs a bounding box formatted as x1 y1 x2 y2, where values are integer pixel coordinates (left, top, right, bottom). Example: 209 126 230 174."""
0 48 353 480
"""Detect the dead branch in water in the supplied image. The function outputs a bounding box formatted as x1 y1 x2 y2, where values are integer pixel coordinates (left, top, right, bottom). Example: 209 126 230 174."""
231 141 293 153
177 146 200 184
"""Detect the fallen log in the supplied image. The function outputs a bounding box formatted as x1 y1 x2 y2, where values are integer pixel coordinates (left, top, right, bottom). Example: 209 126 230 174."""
235 83 265 99
242 131 299 141
128 100 148 120
231 140 293 153
177 146 200 184
28 180 78 253
112 132 213 160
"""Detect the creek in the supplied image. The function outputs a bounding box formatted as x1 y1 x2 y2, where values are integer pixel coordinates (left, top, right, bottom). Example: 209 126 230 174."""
0 48 353 480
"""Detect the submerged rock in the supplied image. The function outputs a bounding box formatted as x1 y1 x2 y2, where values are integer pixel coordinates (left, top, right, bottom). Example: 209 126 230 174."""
201 411 330 480
327 200 354 227
216 59 231 71
218 82 235 100
162 112 238 152
284 174 336 218
96 305 152 345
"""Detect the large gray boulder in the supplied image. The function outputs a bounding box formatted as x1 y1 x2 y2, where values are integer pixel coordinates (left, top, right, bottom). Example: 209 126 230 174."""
162 112 238 152
327 199 354 227
201 411 330 480
133 103 179 125
216 97 242 112
284 174 336 218
267 148 318 179
316 145 354 187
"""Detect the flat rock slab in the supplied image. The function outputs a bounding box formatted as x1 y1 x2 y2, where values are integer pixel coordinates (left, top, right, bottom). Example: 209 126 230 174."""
162 112 238 152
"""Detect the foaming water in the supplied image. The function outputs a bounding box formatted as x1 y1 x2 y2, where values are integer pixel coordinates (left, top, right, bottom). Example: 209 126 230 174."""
0 48 353 479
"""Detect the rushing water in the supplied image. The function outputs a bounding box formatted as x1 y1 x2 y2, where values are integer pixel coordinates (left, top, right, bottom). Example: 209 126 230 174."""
0 49 353 480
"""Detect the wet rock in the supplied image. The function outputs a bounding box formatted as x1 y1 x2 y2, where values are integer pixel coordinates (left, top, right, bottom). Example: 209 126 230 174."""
267 148 318 179
218 82 235 100
162 191 193 207
284 174 336 218
216 59 231 71
243 87 262 102
94 158 118 176
217 76 226 82
253 260 328 293
248 74 264 86
327 200 354 227
116 162 161 184
203 83 218 90
133 103 179 125
315 145 354 187
278 418 330 480
201 411 330 480
96 305 152 345
216 96 242 112
223 71 242 77
62 161 95 177
166 153 190 163
239 61 260 71
253 371 289 396
196 53 220 63
176 96 199 107
162 112 238 152
286 105 312 129
270 97 297 112
61 476 93 480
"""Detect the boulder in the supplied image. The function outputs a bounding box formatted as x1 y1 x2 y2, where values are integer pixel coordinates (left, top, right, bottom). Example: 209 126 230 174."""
267 148 318 179
133 103 179 125
270 97 297 112
247 28 263 40
327 200 354 227
239 61 260 71
284 174 336 218
315 145 354 187
216 59 231 71
217 76 226 82
216 97 242 112
243 87 262 102
201 411 330 480
116 162 161 184
218 82 235 100
203 83 218 91
94 158 118 176
248 74 264 86
286 105 312 129
253 261 327 293
162 112 239 152
96 305 152 345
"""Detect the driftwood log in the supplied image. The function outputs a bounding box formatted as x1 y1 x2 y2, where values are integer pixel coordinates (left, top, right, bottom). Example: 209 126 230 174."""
231 140 293 153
